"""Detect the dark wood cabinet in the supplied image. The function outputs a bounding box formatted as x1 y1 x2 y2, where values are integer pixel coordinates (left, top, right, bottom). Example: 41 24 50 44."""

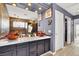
0 38 50 56
29 41 37 56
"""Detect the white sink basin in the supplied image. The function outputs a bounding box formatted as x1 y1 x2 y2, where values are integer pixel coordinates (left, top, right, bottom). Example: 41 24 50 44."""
0 39 8 44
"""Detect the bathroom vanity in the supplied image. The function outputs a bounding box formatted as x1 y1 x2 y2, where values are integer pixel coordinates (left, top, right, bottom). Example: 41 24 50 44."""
0 36 51 56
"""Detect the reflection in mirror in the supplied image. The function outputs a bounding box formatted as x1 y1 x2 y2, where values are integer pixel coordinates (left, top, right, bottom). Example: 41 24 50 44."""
9 18 37 37
28 23 33 33
13 21 25 28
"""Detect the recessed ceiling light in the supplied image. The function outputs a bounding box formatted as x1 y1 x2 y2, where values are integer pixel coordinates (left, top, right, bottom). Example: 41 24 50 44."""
39 7 42 10
78 10 79 12
25 8 28 10
12 3 16 7
28 3 31 6
35 10 38 13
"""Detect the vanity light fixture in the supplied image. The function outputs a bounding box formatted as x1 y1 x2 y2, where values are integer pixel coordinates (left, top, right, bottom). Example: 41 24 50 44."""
39 7 42 10
12 3 16 7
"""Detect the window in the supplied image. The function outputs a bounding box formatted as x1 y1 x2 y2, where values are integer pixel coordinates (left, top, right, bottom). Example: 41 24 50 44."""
25 22 28 29
13 21 25 28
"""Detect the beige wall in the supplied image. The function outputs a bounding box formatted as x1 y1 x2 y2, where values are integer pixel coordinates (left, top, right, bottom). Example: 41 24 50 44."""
0 4 9 36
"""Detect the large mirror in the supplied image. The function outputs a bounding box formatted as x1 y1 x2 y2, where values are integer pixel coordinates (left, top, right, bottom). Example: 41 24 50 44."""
9 17 37 35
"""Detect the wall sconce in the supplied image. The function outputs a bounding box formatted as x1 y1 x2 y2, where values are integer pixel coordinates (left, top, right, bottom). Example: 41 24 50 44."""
48 30 52 36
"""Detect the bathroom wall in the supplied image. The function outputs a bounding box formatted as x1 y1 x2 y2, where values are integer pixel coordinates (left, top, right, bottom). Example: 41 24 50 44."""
38 17 52 35
38 4 74 51
51 4 73 51
38 8 53 35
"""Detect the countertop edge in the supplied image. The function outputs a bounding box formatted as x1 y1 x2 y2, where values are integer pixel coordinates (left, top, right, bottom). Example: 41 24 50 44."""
0 36 51 47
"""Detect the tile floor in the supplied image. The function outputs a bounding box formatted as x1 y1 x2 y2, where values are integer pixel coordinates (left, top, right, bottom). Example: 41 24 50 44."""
54 44 79 56
42 41 79 56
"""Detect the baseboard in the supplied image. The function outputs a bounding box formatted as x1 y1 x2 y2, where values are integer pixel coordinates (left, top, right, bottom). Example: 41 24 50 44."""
40 51 54 56
52 51 56 55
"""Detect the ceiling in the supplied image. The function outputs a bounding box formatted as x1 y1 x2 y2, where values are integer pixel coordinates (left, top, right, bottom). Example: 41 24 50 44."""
6 3 51 14
56 3 79 16
6 3 79 16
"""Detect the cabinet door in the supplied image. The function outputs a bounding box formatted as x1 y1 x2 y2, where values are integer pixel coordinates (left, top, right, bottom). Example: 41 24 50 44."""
29 41 37 56
11 45 17 56
0 46 11 54
0 46 12 56
17 48 27 56
37 40 44 55
0 51 12 56
16 43 29 56
44 39 50 52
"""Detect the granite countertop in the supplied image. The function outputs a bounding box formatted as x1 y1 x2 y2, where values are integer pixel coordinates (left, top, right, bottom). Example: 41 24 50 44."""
0 36 51 47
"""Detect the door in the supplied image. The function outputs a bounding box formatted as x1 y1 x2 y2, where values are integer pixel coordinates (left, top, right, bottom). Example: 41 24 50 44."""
75 24 79 43
65 16 71 44
74 19 79 45
64 18 67 46
55 10 64 51
65 19 67 42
